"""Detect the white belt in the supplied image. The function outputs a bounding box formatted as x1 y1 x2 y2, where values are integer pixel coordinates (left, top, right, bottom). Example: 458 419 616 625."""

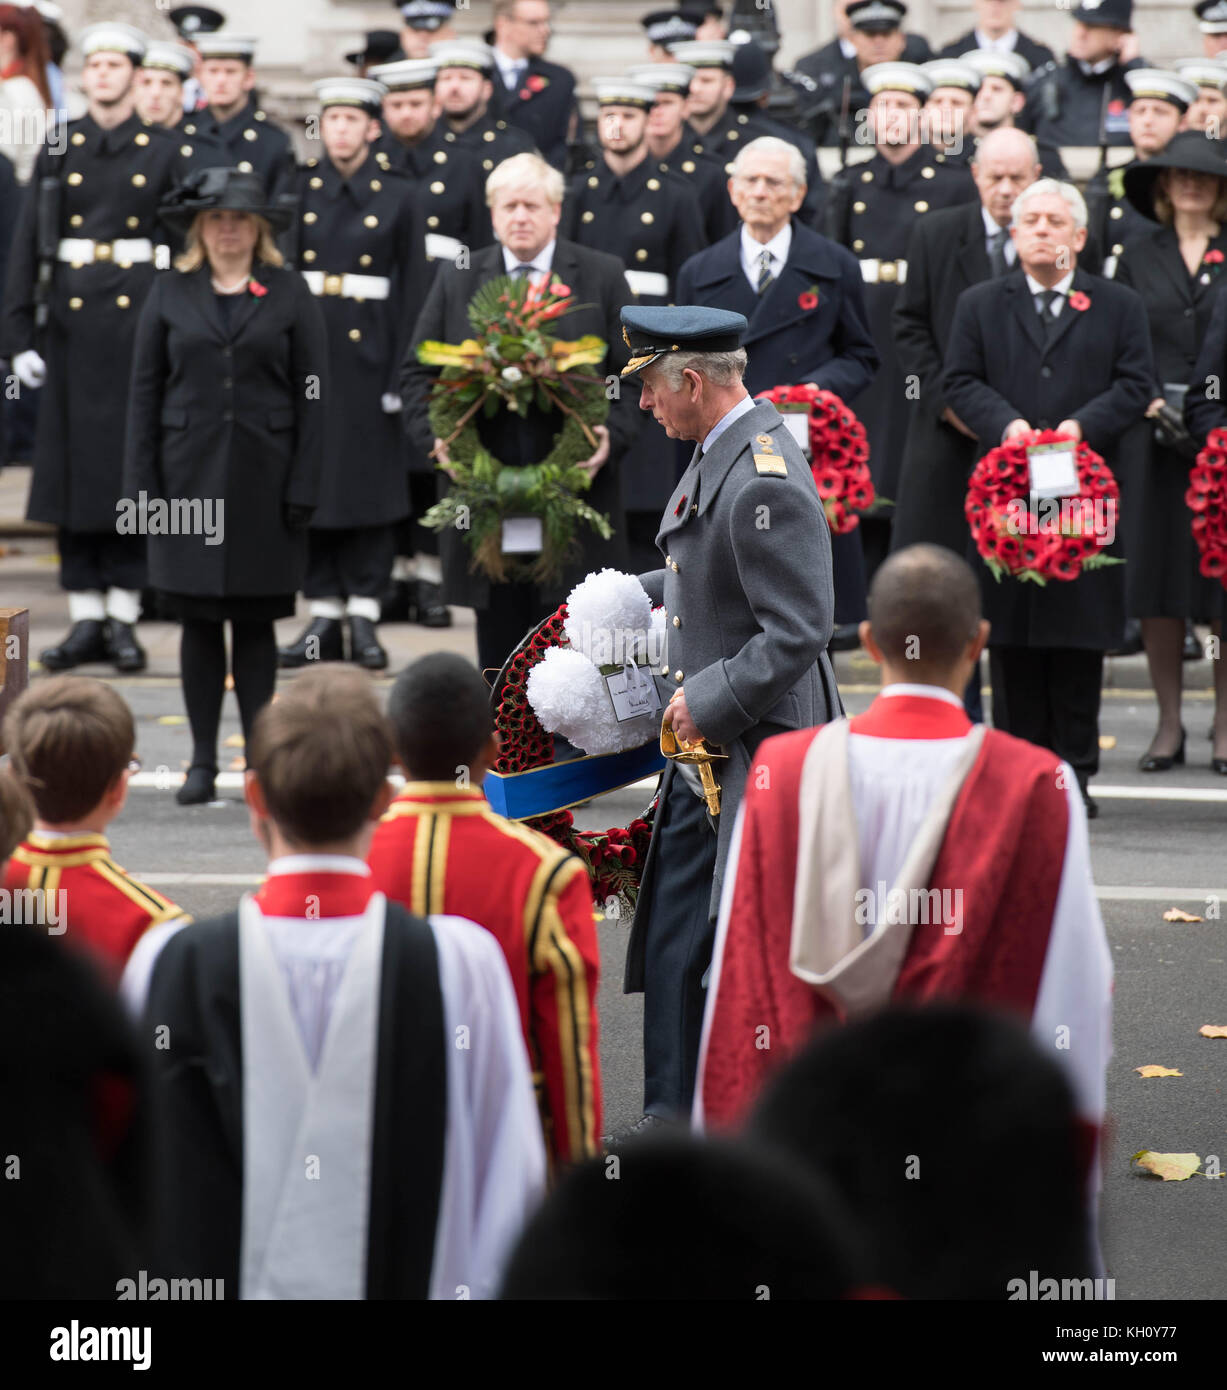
302 270 391 300
624 269 670 299
860 257 907 285
57 237 155 266
424 232 464 262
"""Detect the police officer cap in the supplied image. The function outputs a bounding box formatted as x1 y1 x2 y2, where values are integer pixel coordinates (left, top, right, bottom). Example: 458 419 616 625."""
847 0 906 34
399 0 456 30
430 39 495 73
79 22 147 64
1196 0 1227 32
731 39 772 102
1124 67 1199 111
619 305 748 376
142 41 196 79
641 9 705 45
669 39 736 69
346 30 402 69
194 31 258 62
315 77 388 115
369 58 438 90
1173 56 1227 89
169 6 225 40
922 59 981 94
862 62 932 98
627 62 695 95
963 49 1031 89
593 78 658 109
1071 0 1132 29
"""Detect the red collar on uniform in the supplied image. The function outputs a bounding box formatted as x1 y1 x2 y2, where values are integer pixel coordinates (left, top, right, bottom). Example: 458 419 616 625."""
254 871 376 918
848 693 972 740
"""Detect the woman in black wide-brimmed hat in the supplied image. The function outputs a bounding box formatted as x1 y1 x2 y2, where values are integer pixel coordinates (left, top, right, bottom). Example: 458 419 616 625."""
1115 132 1227 773
123 167 328 805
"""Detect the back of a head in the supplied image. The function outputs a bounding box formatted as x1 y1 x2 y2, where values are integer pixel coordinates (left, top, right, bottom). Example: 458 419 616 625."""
866 543 982 677
750 1005 1091 1298
387 652 493 783
246 667 393 846
499 1133 865 1300
4 676 134 823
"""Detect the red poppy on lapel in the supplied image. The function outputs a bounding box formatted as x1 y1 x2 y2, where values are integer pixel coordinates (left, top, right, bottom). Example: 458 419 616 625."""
675 494 687 517
521 74 547 99
1068 290 1090 312
798 289 819 311
248 279 268 298
1205 249 1224 265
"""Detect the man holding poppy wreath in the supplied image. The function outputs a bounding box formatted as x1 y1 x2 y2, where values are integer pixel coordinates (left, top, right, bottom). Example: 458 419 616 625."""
943 178 1154 818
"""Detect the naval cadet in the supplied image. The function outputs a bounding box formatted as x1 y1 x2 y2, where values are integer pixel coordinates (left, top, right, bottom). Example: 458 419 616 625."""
431 39 537 176
134 40 227 175
185 31 295 198
1085 67 1197 278
1173 56 1227 132
617 304 841 1132
964 50 1071 179
923 57 980 168
2 22 194 674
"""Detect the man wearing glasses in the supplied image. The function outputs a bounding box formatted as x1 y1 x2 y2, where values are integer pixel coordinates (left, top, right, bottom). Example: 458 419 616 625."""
489 0 579 169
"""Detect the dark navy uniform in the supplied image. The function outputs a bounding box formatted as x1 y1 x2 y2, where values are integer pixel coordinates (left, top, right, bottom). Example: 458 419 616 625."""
795 35 934 146
688 108 825 222
658 147 737 243
825 147 974 567
489 53 579 170
1084 162 1158 278
182 96 295 198
2 114 193 582
370 127 492 270
287 150 428 638
1020 57 1145 148
166 113 227 175
440 111 536 175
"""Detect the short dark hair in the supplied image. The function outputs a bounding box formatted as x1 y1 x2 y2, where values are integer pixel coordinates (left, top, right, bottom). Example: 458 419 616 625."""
387 653 493 782
750 1005 1091 1298
5 677 134 823
246 668 393 846
866 543 982 672
499 1133 865 1299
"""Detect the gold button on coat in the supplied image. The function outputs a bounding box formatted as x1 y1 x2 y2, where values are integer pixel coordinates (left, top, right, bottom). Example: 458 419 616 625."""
303 211 317 224
430 180 445 193
69 297 82 309
116 295 130 308
67 171 82 185
370 179 382 190
244 128 258 141
310 177 323 189
914 200 928 213
135 132 149 146
132 173 146 187
364 214 378 228
349 329 361 341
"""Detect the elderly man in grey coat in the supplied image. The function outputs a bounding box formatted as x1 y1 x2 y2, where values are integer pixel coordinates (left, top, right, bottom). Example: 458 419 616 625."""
616 305 842 1133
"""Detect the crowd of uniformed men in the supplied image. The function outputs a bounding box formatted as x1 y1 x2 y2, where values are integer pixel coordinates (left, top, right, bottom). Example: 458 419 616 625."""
7 0 1227 739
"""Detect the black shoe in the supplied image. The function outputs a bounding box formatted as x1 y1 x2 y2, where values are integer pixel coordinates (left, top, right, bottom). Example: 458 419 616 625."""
1108 618 1143 658
1082 790 1099 820
602 1112 671 1150
175 764 217 806
348 615 388 671
39 619 110 670
828 622 860 653
278 617 345 668
1139 729 1185 772
106 619 147 673
414 579 452 628
1183 623 1203 662
1212 758 1227 775
379 578 415 624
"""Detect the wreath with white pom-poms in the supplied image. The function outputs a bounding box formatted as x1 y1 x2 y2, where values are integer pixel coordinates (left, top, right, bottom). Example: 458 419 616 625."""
490 570 663 913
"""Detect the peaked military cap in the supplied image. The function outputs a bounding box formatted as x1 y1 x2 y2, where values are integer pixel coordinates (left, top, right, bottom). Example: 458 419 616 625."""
619 305 748 376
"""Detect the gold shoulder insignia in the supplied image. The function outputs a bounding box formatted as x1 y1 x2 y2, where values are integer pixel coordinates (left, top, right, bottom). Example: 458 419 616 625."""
754 454 787 476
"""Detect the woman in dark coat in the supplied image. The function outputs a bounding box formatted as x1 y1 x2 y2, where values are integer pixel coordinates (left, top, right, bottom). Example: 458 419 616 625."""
124 168 327 804
1117 133 1227 773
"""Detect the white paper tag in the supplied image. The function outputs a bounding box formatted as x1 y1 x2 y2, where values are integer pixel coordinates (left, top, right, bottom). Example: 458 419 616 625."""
603 661 661 723
501 516 544 554
1028 446 1078 500
780 411 811 459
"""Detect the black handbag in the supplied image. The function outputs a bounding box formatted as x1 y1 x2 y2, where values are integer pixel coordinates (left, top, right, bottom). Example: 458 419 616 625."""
1153 384 1198 461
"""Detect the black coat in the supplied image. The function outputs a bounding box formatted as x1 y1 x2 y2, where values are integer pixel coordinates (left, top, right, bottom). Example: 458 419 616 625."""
1085 163 1155 277
439 111 536 178
943 266 1154 649
488 54 578 170
796 34 933 146
401 238 635 610
123 264 327 598
181 98 295 199
370 127 493 271
289 152 430 528
1020 58 1145 148
1117 227 1227 619
892 200 992 555
938 27 1055 69
684 111 825 224
657 147 738 244
2 115 193 531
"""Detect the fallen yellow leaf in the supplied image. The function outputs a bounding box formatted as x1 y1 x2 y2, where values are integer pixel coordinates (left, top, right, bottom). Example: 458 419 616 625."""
1098 734 1117 750
1163 907 1203 922
223 734 245 748
1135 1065 1183 1078
156 715 186 726
1132 1151 1201 1181
1199 1025 1227 1039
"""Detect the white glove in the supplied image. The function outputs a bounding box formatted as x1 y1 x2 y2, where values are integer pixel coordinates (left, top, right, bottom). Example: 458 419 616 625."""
381 393 402 414
13 349 46 389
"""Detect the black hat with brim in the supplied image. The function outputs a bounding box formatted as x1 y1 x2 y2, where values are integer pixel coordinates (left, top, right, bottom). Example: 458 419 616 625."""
1123 131 1227 219
346 29 402 67
158 167 293 234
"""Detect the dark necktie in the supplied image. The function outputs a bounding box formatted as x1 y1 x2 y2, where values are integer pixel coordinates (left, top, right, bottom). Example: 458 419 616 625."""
756 248 774 295
1036 288 1061 343
987 227 1009 278
512 263 537 280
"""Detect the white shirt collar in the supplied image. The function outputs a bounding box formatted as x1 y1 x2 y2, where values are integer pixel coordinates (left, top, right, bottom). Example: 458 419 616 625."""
1024 268 1075 298
740 221 792 288
880 683 967 709
1078 56 1116 76
974 27 1017 52
267 855 372 877
493 48 525 78
700 393 756 454
502 238 556 278
840 36 857 59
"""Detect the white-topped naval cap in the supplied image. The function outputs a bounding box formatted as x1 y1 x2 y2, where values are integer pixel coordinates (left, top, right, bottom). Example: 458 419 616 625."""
1173 56 1227 89
314 76 388 113
592 78 659 108
963 49 1032 88
429 39 495 73
368 58 439 91
668 39 736 69
922 58 981 93
194 32 258 61
627 62 696 94
79 22 147 62
862 61 932 98
1124 67 1200 110
141 41 196 78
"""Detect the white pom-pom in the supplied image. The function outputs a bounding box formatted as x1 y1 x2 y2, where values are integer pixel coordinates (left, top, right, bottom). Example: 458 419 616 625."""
648 604 667 669
526 645 658 757
564 568 652 665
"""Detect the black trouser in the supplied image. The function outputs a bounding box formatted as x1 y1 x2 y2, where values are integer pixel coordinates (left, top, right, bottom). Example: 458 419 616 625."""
399 474 440 558
989 646 1104 782
475 582 553 675
180 619 276 771
641 770 720 1119
304 525 396 599
58 529 145 592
